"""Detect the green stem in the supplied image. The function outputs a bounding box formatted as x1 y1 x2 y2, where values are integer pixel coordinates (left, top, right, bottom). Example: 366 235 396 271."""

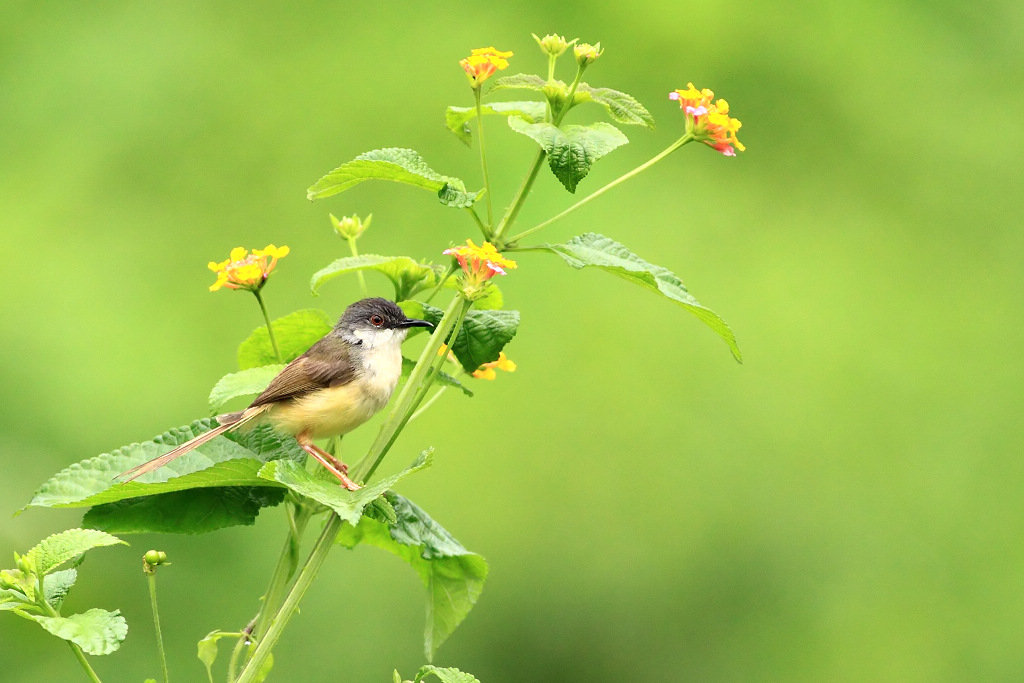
465 206 488 240
37 592 102 683
408 385 448 423
424 262 458 304
249 503 312 649
147 574 169 683
506 133 695 245
346 236 367 295
253 289 281 364
355 294 472 483
474 88 494 231
234 514 342 683
493 65 587 241
409 305 469 414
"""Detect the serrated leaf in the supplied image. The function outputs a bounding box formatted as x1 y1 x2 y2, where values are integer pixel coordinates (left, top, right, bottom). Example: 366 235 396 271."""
259 450 432 525
84 486 286 535
445 101 548 146
339 493 487 661
28 419 298 509
507 118 628 193
34 608 128 655
574 83 655 128
400 357 473 397
525 233 741 360
402 304 519 374
487 73 548 93
238 309 332 370
43 569 77 611
209 365 284 413
416 665 482 683
307 148 480 208
25 529 125 576
310 254 437 300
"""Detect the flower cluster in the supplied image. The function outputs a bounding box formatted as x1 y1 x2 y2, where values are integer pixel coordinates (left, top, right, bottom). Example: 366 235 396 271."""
669 83 745 156
472 352 517 380
444 239 517 281
460 47 513 88
208 244 289 292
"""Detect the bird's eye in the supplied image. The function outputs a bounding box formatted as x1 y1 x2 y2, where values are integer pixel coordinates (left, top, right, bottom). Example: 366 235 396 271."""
370 315 384 327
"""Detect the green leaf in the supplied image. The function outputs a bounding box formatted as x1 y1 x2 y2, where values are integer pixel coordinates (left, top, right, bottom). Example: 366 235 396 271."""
307 148 480 208
0 586 29 611
416 665 482 683
33 608 128 655
258 450 432 526
339 493 488 661
507 118 628 193
526 233 741 361
27 419 298 509
25 529 125 576
238 309 332 370
209 365 284 413
43 569 77 611
403 304 519 373
487 73 548 93
198 630 241 683
445 101 548 146
574 83 655 128
401 357 473 397
84 486 286 535
310 255 437 300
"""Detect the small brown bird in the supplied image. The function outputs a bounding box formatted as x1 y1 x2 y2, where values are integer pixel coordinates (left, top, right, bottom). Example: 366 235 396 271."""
119 298 433 489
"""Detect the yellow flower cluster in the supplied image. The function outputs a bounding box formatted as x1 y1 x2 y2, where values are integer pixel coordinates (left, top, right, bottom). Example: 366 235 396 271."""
208 244 289 292
669 83 745 156
460 47 513 88
472 352 516 380
443 239 517 283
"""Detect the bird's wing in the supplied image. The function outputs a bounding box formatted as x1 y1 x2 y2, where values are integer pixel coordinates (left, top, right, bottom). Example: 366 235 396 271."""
249 337 358 407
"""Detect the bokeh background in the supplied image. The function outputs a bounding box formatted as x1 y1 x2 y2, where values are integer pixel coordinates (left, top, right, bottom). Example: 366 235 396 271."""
2 1 1022 681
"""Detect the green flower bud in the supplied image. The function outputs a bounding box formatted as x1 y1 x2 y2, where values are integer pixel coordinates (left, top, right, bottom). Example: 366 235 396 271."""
574 42 603 68
532 33 575 57
331 212 372 240
143 550 169 574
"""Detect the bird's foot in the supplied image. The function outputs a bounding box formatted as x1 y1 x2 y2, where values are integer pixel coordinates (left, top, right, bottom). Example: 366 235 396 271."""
298 440 361 491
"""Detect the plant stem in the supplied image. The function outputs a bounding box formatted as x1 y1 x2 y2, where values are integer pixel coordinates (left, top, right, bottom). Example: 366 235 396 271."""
346 236 367 295
147 573 169 683
253 289 281 363
409 306 469 414
234 514 342 683
474 88 494 231
249 503 312 649
505 133 695 245
37 592 103 683
465 206 488 240
493 64 587 241
408 386 448 423
424 262 458 304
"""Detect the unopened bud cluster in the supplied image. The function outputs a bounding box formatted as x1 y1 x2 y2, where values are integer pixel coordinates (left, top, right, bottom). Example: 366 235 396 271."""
532 33 575 57
331 212 372 240
143 549 169 575
574 42 603 67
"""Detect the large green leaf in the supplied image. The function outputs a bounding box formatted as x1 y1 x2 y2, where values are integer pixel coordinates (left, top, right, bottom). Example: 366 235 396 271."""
25 529 125 576
487 73 548 93
258 450 432 526
27 419 299 509
43 569 77 612
310 255 438 300
523 233 741 361
445 101 547 146
401 357 473 397
209 365 284 413
339 493 488 661
237 309 332 370
401 304 519 373
575 83 655 128
84 486 286 535
307 148 480 208
33 608 128 655
416 666 482 683
507 118 628 193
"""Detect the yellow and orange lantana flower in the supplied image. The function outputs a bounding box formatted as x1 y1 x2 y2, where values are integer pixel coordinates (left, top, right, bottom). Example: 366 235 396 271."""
669 83 745 156
443 239 517 284
209 244 289 292
472 352 516 380
460 47 513 88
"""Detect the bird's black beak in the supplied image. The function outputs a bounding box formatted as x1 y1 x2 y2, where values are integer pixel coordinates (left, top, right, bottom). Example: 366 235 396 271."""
397 318 434 329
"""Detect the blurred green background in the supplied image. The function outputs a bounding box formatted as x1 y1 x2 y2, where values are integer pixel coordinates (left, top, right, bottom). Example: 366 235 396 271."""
2 1 1022 681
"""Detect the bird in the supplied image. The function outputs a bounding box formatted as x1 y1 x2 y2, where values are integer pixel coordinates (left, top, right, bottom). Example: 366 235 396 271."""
118 297 433 490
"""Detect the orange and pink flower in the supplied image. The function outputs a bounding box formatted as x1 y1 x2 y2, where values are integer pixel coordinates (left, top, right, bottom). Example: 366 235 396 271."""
670 83 745 156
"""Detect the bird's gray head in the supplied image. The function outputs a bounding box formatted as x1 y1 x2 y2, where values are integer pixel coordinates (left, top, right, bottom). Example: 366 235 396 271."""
336 297 433 349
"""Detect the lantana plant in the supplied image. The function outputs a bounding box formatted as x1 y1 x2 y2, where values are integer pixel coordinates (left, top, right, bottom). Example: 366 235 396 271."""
14 33 744 683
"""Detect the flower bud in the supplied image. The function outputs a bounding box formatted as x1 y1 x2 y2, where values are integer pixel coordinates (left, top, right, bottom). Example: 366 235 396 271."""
143 550 169 574
331 212 372 241
532 33 574 57
574 42 603 68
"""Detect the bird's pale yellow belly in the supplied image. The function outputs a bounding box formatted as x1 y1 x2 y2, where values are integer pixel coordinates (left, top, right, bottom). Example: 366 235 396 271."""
266 383 385 439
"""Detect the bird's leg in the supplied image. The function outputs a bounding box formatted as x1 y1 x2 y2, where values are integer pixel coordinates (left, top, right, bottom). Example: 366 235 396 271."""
296 433 360 491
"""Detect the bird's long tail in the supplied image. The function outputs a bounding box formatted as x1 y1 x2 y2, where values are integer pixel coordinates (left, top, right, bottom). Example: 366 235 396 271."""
116 407 266 482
